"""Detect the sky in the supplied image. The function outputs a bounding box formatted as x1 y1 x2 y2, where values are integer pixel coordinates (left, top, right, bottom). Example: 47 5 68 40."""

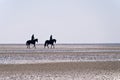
0 0 120 44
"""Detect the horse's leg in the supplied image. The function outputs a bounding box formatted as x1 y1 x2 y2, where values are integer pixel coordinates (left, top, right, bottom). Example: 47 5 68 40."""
27 44 29 49
50 43 52 49
26 45 28 48
44 45 46 48
27 46 29 48
26 44 29 48
44 45 47 48
29 46 30 49
51 44 52 48
26 44 29 49
47 44 49 48
53 44 55 48
34 44 36 49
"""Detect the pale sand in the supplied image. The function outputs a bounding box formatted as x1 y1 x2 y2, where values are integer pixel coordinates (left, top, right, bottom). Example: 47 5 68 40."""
0 61 120 80
0 44 120 80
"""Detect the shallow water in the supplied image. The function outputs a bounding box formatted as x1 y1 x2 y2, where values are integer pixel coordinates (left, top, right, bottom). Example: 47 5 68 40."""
0 44 120 64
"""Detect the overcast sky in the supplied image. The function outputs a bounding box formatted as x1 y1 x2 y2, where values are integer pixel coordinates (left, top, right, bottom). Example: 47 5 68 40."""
0 0 120 44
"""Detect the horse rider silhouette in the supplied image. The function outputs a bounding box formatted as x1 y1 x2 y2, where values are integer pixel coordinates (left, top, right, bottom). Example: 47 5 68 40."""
50 35 53 41
26 34 38 48
44 35 56 48
31 34 34 41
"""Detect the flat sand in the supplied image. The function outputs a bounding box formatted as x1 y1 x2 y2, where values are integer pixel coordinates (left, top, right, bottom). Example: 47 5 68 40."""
0 61 120 80
0 44 120 80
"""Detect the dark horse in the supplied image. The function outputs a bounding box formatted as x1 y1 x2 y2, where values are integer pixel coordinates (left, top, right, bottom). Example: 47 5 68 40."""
44 39 56 48
26 39 38 48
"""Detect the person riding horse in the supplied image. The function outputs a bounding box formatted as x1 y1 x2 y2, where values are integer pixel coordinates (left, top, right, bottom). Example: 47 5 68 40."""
26 34 38 48
44 35 56 48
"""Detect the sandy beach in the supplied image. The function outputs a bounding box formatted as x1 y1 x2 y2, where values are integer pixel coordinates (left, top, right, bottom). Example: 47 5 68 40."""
0 61 120 80
0 44 120 80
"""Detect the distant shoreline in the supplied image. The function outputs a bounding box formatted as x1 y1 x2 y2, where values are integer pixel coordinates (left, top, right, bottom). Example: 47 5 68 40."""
0 43 120 45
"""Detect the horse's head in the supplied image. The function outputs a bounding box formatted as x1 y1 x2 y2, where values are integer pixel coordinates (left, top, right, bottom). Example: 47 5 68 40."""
53 39 56 43
35 38 38 43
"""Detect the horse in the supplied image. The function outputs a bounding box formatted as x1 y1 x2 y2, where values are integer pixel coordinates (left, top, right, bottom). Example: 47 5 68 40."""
26 38 38 48
44 39 56 48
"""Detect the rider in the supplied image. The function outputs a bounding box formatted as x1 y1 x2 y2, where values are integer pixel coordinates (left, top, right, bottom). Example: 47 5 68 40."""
50 35 53 41
31 34 34 40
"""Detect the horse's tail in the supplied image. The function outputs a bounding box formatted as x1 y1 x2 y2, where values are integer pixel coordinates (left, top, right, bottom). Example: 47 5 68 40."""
44 41 47 48
26 40 31 45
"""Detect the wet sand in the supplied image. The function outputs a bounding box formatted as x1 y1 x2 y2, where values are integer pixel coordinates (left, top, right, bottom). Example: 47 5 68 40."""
0 61 120 80
0 44 120 80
